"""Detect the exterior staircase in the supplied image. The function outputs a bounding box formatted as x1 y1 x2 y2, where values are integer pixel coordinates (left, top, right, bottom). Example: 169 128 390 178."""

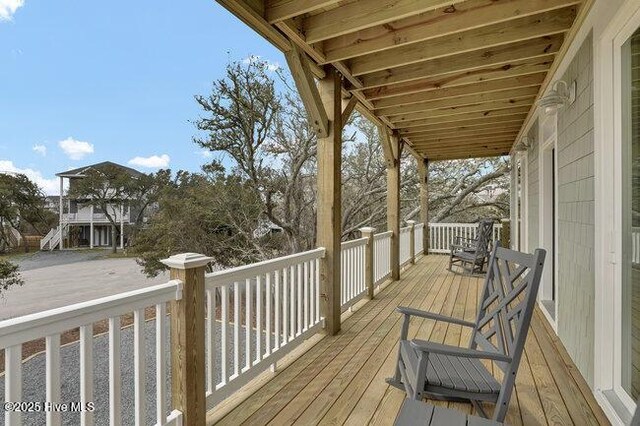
40 224 66 251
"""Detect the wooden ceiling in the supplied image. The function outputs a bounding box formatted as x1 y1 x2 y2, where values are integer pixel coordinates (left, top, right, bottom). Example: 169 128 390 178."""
216 0 591 161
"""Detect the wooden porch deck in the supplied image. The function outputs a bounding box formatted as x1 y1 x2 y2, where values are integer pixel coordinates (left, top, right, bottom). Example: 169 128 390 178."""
210 255 610 426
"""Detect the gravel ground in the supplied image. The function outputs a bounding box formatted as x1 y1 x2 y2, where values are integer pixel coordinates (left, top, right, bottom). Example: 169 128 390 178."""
0 317 266 426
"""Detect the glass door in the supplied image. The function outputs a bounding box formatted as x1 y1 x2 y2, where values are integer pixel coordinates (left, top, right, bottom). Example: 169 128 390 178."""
621 26 640 401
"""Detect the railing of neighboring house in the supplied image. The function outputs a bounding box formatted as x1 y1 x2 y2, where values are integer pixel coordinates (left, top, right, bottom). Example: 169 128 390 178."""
414 223 425 257
399 225 412 266
0 280 183 426
39 227 57 250
428 222 503 254
204 248 325 407
340 237 368 312
62 212 130 223
373 231 392 288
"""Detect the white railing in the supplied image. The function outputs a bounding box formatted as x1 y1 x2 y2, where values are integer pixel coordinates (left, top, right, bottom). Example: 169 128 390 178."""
0 281 184 426
204 248 325 407
399 226 412 265
633 227 640 264
340 237 368 312
62 212 130 223
428 222 503 254
414 223 424 256
39 227 57 250
373 231 392 287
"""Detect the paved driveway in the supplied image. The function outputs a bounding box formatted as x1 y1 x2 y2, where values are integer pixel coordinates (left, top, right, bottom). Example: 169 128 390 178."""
0 258 167 320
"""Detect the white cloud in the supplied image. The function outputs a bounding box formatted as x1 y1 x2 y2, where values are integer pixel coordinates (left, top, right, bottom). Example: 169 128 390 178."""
0 160 59 195
58 137 94 160
128 154 170 169
0 0 24 21
32 144 46 156
198 149 213 158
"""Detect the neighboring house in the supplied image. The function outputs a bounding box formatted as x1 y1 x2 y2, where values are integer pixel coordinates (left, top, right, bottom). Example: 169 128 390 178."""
40 161 144 250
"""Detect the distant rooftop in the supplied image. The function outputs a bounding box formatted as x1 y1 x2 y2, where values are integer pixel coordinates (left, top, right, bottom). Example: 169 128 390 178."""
56 161 144 178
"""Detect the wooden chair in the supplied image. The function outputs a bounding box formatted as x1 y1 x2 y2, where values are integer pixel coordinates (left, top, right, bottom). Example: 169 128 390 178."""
387 242 546 423
448 220 494 275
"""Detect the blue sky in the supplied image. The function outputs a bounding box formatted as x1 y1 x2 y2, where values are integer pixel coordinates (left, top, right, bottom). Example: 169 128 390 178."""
0 0 284 194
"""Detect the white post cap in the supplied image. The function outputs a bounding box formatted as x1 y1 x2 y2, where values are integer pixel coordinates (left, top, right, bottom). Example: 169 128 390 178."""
405 220 417 225
161 252 213 270
359 227 376 234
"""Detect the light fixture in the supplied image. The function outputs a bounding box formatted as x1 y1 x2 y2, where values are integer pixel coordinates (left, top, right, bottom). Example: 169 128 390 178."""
537 80 576 115
513 136 533 152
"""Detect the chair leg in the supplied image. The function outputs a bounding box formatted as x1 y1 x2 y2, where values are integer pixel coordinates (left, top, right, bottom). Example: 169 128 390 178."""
386 314 411 390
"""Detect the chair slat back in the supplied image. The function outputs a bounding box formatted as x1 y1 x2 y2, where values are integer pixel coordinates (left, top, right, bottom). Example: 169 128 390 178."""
475 220 495 257
469 242 546 373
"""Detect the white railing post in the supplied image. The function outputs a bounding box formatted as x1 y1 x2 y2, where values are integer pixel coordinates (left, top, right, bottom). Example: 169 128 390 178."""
161 252 212 426
406 221 416 264
359 227 376 300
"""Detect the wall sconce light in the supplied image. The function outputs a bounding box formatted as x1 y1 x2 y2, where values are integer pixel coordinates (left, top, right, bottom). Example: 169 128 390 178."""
513 136 533 152
537 80 576 115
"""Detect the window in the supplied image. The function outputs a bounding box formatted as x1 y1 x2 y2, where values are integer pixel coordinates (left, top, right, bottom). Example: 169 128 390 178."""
621 25 640 401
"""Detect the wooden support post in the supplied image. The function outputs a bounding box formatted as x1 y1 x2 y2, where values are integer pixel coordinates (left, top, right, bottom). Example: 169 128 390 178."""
317 67 343 336
406 220 416 264
418 158 430 255
387 133 402 281
359 227 376 299
161 252 212 426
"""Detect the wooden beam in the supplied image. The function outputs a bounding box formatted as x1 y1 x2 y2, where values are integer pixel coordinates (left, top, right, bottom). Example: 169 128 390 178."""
362 55 555 100
390 97 536 125
410 134 519 146
317 67 343 336
378 126 396 168
266 0 341 23
404 125 524 139
285 43 329 137
350 7 576 76
387 133 402 281
217 0 290 51
360 34 564 89
417 141 515 152
303 0 468 44
341 95 358 125
398 107 533 128
398 114 528 133
428 150 511 161
323 0 582 63
377 86 540 117
373 73 546 109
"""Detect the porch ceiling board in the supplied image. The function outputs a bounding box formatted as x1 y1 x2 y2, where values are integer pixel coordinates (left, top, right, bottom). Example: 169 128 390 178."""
214 0 590 161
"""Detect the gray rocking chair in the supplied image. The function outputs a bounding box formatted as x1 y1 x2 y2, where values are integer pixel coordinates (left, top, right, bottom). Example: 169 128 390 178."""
387 242 546 423
449 220 494 275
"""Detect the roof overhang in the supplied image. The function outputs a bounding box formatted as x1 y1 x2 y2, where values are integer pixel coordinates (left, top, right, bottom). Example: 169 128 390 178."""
215 0 594 161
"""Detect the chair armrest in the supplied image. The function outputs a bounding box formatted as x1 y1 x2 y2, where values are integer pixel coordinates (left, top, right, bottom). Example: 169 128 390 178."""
409 340 513 363
396 306 476 328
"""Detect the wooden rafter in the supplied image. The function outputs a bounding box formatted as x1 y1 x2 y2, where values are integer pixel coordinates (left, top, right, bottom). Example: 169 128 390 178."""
359 35 565 89
372 73 546 109
303 0 469 44
215 0 588 161
377 87 540 117
362 55 555 100
285 43 329 137
349 8 576 76
390 97 536 125
322 0 581 62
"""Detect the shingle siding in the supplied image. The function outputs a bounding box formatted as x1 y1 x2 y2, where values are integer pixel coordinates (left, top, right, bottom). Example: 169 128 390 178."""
555 32 595 388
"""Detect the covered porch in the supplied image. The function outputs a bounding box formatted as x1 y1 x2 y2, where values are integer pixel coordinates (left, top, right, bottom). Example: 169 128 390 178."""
208 254 608 426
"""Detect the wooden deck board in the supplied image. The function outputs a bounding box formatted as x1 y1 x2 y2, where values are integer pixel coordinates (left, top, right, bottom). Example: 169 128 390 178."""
211 255 610 426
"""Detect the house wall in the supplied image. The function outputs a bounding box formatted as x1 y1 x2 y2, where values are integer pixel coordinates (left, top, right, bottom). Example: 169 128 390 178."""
556 32 596 388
